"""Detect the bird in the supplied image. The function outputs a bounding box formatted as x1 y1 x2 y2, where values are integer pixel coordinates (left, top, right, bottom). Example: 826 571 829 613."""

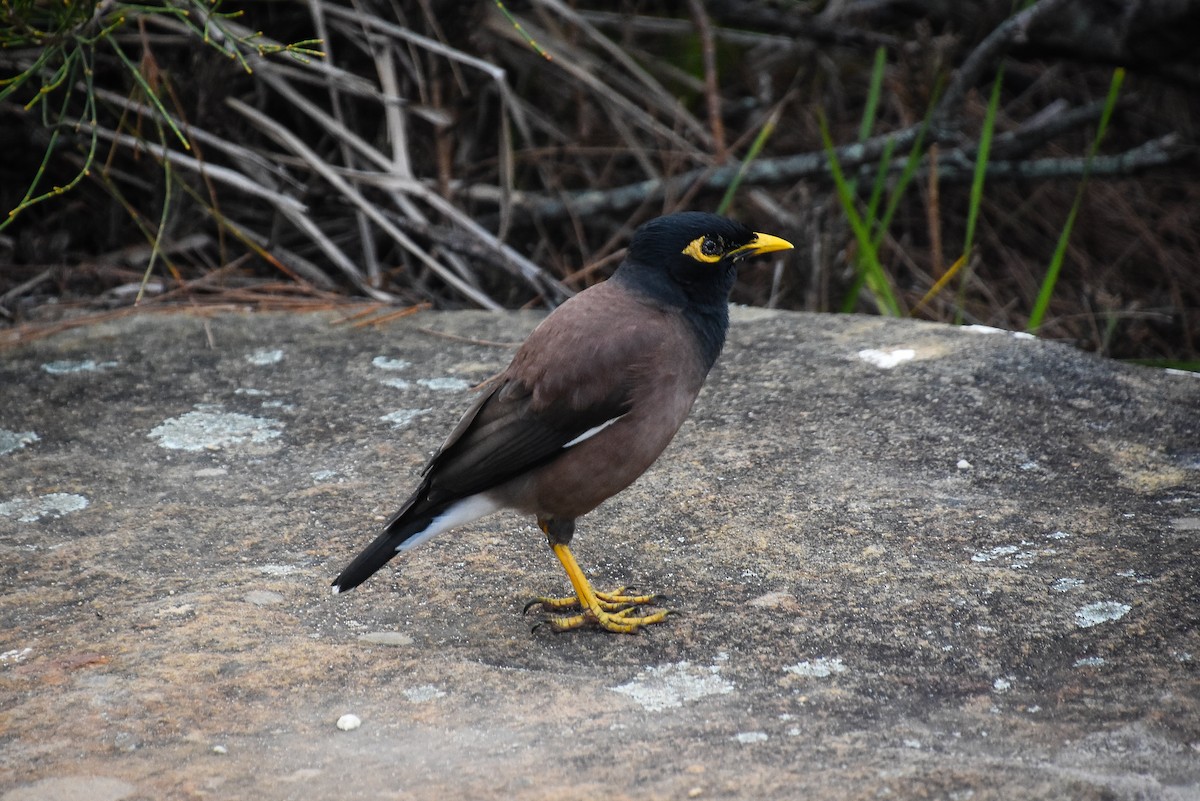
331 212 794 633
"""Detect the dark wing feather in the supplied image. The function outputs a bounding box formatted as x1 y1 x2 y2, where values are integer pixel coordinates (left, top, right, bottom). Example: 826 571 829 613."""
416 281 657 506
421 377 630 505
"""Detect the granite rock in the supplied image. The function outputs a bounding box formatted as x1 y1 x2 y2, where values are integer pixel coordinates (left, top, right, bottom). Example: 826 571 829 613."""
1 310 1197 800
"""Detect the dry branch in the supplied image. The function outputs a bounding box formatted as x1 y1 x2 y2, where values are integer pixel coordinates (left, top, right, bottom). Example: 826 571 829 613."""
228 98 502 310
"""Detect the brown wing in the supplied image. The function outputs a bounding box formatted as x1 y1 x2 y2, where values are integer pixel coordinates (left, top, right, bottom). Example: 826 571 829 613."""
416 282 663 506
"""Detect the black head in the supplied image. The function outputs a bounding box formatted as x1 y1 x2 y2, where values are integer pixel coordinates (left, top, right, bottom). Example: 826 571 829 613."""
613 212 794 368
616 212 793 309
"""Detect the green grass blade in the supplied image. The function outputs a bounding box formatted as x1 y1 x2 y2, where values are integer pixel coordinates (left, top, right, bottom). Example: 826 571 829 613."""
859 47 887 143
952 65 1004 323
716 105 780 215
963 65 1003 259
107 36 191 150
1027 68 1125 332
871 75 944 252
819 111 901 317
863 136 897 233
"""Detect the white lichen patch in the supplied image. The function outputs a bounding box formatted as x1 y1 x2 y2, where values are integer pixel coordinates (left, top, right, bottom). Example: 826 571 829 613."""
245 349 283 366
1075 601 1131 628
783 657 847 678
1074 656 1106 668
971 545 1020 563
610 661 735 712
857 348 915 369
418 377 472 391
257 564 302 576
402 685 446 703
41 359 118 374
0 492 89 522
0 429 38 456
964 324 1006 335
149 406 283 451
378 377 412 389
734 731 769 744
1051 578 1084 593
993 677 1012 693
380 408 431 429
963 324 1036 340
1 647 33 664
310 469 339 482
372 356 411 371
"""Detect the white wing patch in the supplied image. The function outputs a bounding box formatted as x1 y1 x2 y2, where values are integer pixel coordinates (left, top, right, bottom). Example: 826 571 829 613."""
561 414 627 450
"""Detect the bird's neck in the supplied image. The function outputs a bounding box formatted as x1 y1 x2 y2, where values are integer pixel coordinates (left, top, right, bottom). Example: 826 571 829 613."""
611 267 730 372
682 302 729 373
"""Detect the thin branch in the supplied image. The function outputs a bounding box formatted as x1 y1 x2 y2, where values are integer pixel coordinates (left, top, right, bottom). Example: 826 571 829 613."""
255 69 569 302
227 97 503 310
472 130 1191 222
934 133 1188 182
74 121 308 213
488 125 927 219
687 0 727 162
934 0 1076 127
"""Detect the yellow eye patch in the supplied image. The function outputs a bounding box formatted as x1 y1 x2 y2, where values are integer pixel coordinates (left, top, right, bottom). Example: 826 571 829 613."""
682 235 724 264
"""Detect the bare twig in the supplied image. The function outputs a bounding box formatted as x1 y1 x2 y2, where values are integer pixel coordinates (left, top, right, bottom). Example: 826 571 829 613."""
227 97 503 310
530 0 711 144
73 121 309 213
933 0 1076 128
687 0 727 162
255 69 569 303
479 128 1190 222
934 133 1189 182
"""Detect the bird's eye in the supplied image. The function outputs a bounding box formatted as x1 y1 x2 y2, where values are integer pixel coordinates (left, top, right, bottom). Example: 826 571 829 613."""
681 234 726 263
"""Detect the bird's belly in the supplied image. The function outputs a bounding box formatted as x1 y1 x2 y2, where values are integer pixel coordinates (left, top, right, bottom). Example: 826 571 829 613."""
501 387 698 520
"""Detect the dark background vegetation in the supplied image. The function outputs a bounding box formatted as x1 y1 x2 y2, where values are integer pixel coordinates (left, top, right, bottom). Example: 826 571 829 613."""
1 0 1197 363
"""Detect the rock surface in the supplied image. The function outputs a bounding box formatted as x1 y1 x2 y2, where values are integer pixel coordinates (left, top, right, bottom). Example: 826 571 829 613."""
1 309 1197 800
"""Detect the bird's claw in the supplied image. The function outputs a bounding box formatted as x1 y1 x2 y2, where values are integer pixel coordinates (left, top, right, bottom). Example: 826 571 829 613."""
546 605 671 634
524 587 661 613
524 586 670 633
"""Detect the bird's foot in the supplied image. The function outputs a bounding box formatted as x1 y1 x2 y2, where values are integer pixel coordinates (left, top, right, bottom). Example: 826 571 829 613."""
547 604 670 634
525 587 669 633
524 587 657 613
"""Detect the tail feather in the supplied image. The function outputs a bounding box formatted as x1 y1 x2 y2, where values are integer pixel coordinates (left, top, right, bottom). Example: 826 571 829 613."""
331 491 501 595
331 507 441 595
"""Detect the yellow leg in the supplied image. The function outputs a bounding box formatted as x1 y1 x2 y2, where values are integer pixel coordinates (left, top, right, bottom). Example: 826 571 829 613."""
531 542 670 634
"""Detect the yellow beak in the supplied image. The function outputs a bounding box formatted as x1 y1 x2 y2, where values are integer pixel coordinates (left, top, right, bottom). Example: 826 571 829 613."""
732 232 794 258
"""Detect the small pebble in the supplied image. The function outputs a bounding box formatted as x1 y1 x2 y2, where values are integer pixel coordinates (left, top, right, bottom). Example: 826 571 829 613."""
212 745 228 755
336 713 361 731
244 590 285 606
358 631 414 647
956 459 972 470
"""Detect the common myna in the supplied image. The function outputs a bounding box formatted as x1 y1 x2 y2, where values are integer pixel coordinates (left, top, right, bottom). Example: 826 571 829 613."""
332 212 793 633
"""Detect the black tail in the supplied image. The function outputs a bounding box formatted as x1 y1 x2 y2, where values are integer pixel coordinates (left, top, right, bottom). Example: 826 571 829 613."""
331 495 445 594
